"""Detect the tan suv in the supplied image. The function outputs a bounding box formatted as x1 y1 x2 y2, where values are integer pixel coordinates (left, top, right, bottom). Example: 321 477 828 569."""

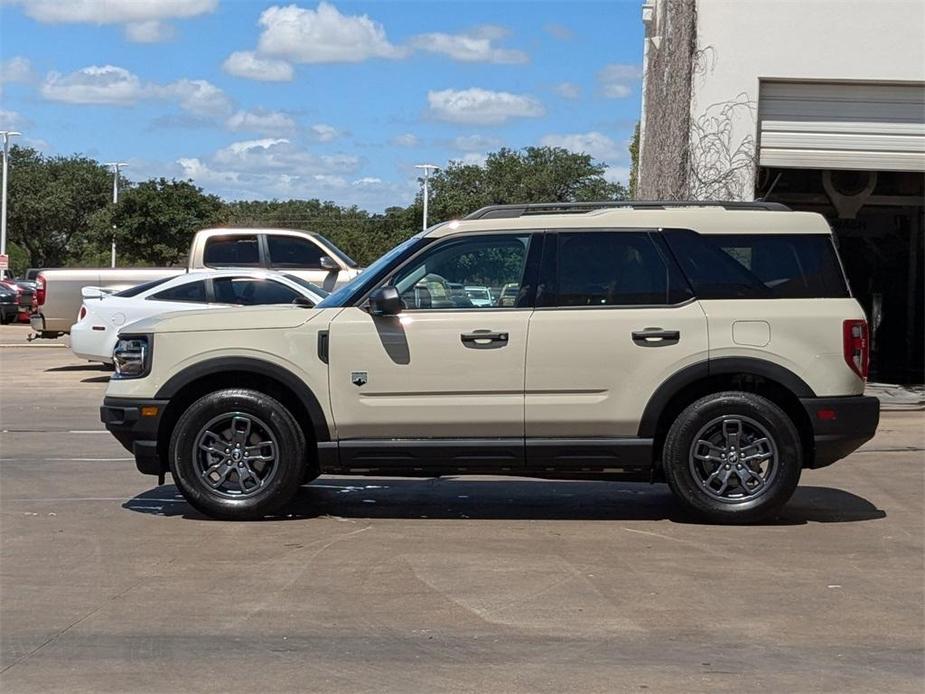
100 201 879 522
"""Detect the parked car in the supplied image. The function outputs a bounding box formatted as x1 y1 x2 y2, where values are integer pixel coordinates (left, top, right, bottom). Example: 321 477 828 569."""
101 201 879 523
31 227 360 340
71 271 327 364
0 283 18 324
0 278 35 322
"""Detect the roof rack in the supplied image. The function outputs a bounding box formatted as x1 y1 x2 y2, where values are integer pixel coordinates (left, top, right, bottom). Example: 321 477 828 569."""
463 200 790 220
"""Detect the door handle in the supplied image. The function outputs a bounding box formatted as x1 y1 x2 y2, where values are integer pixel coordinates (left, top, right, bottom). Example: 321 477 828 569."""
461 330 509 346
632 328 680 343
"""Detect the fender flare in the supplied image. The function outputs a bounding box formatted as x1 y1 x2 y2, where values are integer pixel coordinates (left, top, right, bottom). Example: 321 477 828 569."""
637 357 815 438
155 356 330 442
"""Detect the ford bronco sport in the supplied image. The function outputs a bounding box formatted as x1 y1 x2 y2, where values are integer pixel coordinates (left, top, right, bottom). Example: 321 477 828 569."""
101 201 880 523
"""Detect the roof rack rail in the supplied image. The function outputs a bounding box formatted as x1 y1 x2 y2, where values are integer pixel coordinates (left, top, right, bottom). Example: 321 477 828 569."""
463 200 791 220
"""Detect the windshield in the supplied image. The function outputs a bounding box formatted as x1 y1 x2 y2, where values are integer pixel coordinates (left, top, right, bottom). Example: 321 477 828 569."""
317 235 428 308
282 274 329 297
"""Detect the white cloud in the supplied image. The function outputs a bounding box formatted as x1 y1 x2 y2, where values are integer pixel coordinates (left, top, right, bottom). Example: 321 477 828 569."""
222 51 293 82
226 109 295 136
309 123 342 142
256 2 405 64
410 25 528 64
0 57 34 84
553 82 581 99
11 0 217 42
457 152 487 166
0 109 25 129
540 131 625 162
453 134 500 151
427 88 544 125
157 79 232 118
124 20 174 43
391 133 419 147
598 63 641 99
211 138 359 175
40 65 145 105
352 176 382 186
39 65 231 118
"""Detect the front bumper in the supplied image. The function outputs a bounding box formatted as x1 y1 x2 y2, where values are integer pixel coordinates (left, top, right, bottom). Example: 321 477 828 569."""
101 396 170 476
800 395 880 469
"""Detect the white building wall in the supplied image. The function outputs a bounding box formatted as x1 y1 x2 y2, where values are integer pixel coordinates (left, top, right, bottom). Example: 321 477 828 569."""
690 0 925 199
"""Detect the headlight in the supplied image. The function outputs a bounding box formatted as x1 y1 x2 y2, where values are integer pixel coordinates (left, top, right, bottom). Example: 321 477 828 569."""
112 335 152 379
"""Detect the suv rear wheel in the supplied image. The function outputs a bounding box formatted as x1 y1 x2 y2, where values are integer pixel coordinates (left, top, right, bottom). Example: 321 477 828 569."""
169 388 306 520
662 391 802 523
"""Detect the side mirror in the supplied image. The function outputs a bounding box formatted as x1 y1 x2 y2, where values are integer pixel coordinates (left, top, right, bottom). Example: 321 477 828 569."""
368 286 402 316
291 296 315 308
319 255 339 272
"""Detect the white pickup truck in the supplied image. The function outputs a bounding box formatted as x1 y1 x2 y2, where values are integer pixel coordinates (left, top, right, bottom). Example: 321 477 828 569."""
30 227 361 339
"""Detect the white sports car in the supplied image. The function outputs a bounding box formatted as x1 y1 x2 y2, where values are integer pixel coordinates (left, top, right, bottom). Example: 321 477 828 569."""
70 270 327 364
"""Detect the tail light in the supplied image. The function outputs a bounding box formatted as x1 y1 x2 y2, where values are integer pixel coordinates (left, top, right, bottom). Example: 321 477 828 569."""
843 319 869 380
35 273 46 306
78 305 87 321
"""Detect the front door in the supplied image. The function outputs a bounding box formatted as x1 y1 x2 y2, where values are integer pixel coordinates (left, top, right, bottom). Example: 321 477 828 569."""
328 232 539 471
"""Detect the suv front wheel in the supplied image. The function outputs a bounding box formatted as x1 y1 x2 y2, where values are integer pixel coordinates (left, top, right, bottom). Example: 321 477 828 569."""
662 391 802 524
169 388 306 520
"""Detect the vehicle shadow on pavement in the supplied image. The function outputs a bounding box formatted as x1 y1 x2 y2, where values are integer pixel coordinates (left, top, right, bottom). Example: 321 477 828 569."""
45 364 110 372
122 479 886 525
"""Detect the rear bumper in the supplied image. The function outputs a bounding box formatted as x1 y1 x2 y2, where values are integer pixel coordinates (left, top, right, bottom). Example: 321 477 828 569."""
800 395 880 469
100 397 169 476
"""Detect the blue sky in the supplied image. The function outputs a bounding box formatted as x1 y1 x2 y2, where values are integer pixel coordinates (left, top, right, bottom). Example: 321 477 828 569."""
0 0 643 211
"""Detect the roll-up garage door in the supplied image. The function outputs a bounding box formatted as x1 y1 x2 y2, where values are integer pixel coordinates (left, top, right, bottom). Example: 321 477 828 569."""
758 80 925 171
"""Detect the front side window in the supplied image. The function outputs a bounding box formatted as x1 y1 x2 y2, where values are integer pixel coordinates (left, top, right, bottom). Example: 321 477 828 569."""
203 235 261 267
150 280 207 303
391 234 531 309
212 278 301 306
664 230 850 299
554 231 691 306
268 236 324 269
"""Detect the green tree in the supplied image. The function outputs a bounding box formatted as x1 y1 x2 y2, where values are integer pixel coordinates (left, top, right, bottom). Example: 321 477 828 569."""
424 146 628 223
6 146 115 267
628 122 640 199
112 178 225 266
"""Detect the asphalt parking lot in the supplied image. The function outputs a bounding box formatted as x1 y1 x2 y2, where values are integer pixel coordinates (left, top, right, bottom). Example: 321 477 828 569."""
1 323 923 693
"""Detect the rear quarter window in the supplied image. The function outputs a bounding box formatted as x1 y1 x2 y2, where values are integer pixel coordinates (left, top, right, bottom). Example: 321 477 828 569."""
663 230 849 299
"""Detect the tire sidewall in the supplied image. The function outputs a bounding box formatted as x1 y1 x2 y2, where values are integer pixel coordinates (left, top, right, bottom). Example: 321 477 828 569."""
169 389 304 520
663 391 802 523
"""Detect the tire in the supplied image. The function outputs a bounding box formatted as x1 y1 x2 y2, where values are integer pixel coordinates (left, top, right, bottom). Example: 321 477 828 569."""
662 391 802 524
0 312 12 325
169 388 306 520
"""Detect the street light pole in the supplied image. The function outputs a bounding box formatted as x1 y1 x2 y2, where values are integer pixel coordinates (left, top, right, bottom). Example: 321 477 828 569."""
415 164 439 230
105 162 127 267
0 130 21 258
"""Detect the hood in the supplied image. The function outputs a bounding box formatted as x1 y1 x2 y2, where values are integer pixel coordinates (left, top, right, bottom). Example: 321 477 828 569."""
123 305 324 334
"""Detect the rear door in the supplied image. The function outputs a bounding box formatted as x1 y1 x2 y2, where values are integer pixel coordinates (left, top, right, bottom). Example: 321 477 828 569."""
524 230 708 468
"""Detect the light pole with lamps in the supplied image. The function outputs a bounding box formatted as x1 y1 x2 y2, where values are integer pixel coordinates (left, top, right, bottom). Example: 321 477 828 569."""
105 162 127 267
415 163 439 230
0 130 21 259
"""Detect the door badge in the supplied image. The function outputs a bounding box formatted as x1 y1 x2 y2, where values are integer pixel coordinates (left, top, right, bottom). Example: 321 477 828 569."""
351 371 368 387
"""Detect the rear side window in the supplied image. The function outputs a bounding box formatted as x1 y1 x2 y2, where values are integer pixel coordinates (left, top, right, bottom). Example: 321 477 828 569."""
150 280 207 303
204 235 261 267
664 230 849 299
212 278 301 306
115 277 173 297
552 232 693 307
267 236 323 269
